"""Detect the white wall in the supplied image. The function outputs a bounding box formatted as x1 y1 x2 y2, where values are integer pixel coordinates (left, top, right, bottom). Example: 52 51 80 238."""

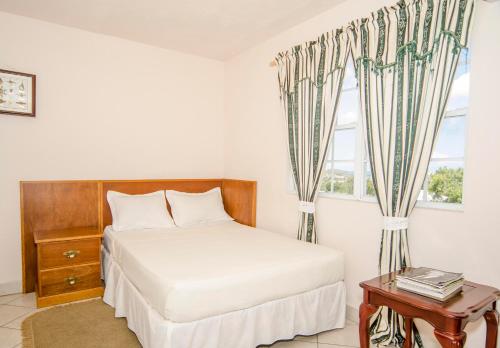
224 0 500 346
0 12 225 293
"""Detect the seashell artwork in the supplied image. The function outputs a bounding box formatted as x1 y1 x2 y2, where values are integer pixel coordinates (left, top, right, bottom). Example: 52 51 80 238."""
0 69 35 116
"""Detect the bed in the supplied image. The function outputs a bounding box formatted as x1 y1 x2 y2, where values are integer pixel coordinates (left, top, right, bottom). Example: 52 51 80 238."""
20 179 346 347
102 220 346 348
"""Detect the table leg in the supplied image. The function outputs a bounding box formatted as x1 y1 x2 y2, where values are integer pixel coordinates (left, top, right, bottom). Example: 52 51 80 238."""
484 310 499 348
404 317 413 348
359 302 378 348
434 330 466 348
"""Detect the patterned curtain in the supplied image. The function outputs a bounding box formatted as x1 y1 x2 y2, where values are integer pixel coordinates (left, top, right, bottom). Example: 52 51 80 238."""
348 0 474 346
276 29 350 243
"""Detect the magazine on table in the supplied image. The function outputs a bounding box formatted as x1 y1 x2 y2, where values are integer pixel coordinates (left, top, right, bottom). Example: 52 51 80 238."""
397 267 463 288
396 267 464 301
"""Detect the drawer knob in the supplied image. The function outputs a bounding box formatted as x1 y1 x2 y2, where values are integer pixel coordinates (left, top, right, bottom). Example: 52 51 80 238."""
65 276 78 286
63 250 80 259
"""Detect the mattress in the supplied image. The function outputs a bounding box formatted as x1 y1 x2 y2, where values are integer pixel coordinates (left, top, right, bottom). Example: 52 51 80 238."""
103 221 344 323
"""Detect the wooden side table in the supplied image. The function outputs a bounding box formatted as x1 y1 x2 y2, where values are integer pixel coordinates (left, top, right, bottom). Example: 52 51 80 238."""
359 270 500 348
34 226 104 308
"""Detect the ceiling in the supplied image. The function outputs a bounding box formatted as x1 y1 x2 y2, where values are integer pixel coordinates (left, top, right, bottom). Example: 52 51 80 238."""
0 0 344 60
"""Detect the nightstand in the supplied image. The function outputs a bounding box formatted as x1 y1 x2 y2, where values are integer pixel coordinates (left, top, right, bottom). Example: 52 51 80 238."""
34 226 104 308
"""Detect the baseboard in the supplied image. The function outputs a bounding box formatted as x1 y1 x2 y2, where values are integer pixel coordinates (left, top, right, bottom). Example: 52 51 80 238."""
0 280 22 296
347 304 359 323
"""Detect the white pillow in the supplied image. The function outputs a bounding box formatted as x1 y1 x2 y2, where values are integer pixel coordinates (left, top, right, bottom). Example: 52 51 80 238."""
107 190 176 231
165 187 233 227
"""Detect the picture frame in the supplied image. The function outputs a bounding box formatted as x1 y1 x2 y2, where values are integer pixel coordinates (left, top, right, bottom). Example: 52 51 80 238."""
0 69 36 117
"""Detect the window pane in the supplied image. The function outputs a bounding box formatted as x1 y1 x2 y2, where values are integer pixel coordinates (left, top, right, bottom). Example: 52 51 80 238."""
320 160 333 192
324 160 333 172
337 89 359 126
447 51 470 111
427 160 464 204
364 161 376 196
432 115 465 159
333 161 354 195
422 50 468 205
320 169 333 193
333 128 356 160
342 59 357 90
326 144 333 162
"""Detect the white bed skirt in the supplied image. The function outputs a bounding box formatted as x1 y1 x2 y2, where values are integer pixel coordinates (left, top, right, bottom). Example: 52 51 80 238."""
102 248 346 348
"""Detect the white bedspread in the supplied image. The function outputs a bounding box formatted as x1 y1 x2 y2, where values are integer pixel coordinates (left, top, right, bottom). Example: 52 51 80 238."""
103 221 344 323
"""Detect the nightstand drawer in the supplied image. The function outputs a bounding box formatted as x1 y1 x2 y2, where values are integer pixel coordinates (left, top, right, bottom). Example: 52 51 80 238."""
39 264 101 297
38 238 100 269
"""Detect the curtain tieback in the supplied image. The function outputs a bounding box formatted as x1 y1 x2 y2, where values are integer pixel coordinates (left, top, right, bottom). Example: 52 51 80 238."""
298 201 315 213
383 217 408 230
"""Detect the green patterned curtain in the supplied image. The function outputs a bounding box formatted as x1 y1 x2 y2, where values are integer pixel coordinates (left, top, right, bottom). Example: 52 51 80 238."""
348 0 474 346
276 29 350 243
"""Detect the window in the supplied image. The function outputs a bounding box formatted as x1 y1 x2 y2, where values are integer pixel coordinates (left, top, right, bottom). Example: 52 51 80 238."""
320 59 362 197
419 51 469 206
318 51 469 208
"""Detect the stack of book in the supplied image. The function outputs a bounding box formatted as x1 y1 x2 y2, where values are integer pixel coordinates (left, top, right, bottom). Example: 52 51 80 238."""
396 267 464 301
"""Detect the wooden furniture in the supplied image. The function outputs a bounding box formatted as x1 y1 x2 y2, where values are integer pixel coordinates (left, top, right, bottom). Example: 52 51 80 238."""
20 179 257 296
34 227 104 307
359 270 500 348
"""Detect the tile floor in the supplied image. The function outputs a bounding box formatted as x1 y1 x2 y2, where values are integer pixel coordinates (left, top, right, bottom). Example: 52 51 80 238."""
260 320 362 348
0 292 38 348
0 292 365 348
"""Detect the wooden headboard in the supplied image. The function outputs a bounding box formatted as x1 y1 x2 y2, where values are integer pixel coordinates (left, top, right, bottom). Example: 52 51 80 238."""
20 178 256 293
100 179 256 228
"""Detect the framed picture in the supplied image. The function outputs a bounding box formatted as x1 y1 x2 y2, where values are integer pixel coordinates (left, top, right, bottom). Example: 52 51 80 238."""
0 69 36 117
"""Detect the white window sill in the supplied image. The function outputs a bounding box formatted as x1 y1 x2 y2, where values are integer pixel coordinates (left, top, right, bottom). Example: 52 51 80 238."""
414 200 464 212
287 190 464 212
318 191 378 203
